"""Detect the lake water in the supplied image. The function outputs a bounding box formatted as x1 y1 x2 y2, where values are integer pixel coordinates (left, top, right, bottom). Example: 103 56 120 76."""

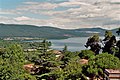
49 36 120 51
49 37 89 51
27 36 120 52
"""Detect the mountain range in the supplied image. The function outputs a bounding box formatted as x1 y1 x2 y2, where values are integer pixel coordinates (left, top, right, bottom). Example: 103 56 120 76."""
0 23 119 39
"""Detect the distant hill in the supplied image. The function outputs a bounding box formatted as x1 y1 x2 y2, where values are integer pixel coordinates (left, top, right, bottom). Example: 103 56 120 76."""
0 23 119 39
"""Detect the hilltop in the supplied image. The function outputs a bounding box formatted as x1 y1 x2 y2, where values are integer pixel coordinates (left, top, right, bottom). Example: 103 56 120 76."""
0 23 119 39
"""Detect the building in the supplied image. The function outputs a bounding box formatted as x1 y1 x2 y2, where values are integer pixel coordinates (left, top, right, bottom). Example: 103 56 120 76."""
24 49 37 52
104 69 120 80
23 64 39 74
52 50 64 60
79 59 88 64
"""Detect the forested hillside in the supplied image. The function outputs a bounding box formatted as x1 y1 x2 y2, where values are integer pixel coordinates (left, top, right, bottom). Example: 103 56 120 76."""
0 23 119 39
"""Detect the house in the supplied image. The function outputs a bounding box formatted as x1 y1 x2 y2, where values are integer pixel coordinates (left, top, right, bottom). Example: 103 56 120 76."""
23 64 35 74
52 50 64 60
79 59 88 64
3 37 13 40
52 50 62 55
24 49 37 52
104 69 120 80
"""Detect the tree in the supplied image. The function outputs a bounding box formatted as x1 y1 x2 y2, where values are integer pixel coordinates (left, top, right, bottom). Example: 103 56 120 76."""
104 30 113 41
116 40 120 59
116 28 120 58
95 53 120 69
92 34 100 42
78 50 95 59
41 39 52 54
63 45 68 53
85 34 101 54
0 44 36 80
116 27 120 35
50 58 83 80
102 31 117 54
85 53 120 79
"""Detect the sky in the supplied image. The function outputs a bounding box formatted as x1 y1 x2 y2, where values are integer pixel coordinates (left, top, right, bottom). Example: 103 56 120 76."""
0 0 120 29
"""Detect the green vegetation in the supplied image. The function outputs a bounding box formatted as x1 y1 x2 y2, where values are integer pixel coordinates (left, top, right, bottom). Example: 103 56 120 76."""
85 34 101 55
0 28 120 80
0 23 119 39
104 30 113 39
116 27 120 35
85 53 120 78
50 59 83 80
78 50 95 59
0 44 36 80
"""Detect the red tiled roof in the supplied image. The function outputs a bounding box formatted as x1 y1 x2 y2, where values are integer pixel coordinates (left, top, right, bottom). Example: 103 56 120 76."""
52 50 62 55
79 59 88 64
105 69 120 74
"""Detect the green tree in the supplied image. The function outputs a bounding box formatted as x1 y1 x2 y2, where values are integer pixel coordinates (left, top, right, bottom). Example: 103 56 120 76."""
92 34 99 42
0 44 36 80
63 45 68 53
103 30 117 54
85 34 101 54
85 53 120 78
104 30 113 40
50 58 83 80
116 27 120 35
41 39 52 54
79 50 95 59
116 28 120 58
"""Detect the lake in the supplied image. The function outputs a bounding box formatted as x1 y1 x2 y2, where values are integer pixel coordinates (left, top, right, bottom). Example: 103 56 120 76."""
26 36 120 52
49 37 89 51
49 36 120 51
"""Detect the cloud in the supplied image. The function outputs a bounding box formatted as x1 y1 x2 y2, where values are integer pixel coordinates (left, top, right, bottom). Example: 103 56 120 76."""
0 0 120 29
15 0 120 21
0 10 21 15
58 1 91 7
110 0 120 3
0 16 46 26
0 16 17 24
17 2 57 11
14 16 31 21
18 1 91 11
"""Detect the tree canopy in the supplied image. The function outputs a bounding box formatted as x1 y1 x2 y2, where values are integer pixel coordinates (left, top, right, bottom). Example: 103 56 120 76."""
0 44 36 80
84 53 120 78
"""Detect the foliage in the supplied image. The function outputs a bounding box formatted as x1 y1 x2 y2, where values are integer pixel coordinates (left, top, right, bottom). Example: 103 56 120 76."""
85 34 101 54
0 23 101 39
0 30 120 80
1 24 119 39
116 27 120 35
95 53 120 69
40 39 51 54
50 58 83 80
84 53 120 78
0 44 36 80
105 30 113 38
25 51 40 62
63 51 77 58
92 34 100 42
78 50 95 59
63 45 68 53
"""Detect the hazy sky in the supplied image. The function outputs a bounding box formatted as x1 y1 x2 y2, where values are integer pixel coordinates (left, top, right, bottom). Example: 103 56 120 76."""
0 0 120 29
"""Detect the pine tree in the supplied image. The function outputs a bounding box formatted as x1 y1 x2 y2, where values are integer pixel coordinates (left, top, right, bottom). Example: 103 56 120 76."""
0 44 36 80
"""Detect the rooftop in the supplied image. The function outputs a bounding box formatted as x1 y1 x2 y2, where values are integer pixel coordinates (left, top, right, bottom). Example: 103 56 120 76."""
79 59 88 64
105 69 120 74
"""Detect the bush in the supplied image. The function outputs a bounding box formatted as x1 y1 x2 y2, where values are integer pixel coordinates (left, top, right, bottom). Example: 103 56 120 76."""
84 53 120 78
79 50 95 59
